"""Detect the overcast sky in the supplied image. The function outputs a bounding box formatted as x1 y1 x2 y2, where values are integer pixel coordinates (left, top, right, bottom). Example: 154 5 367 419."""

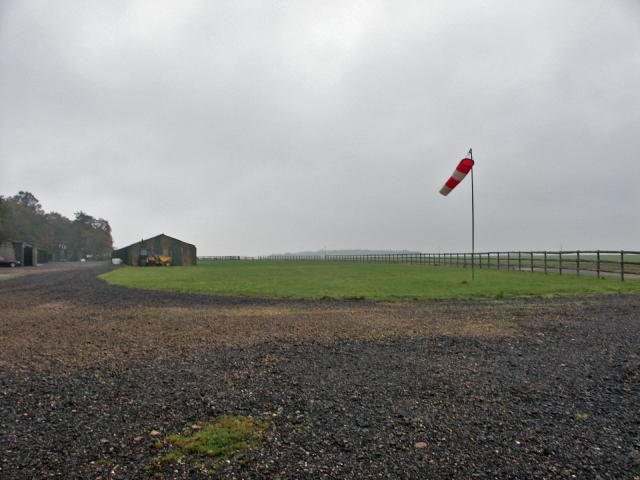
1 1 639 255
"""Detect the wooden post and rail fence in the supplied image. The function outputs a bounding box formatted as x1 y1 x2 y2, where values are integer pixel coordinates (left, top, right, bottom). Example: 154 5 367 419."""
198 250 640 281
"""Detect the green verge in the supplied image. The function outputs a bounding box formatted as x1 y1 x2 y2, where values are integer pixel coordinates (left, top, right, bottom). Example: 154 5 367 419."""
100 261 640 301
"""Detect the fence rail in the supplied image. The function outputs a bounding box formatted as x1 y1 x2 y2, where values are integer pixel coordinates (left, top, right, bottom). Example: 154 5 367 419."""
199 250 640 281
199 256 252 261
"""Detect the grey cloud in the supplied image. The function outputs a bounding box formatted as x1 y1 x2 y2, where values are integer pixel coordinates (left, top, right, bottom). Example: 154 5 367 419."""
1 0 639 254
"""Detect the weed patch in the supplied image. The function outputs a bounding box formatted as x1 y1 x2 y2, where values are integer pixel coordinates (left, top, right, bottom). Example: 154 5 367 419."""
148 416 269 476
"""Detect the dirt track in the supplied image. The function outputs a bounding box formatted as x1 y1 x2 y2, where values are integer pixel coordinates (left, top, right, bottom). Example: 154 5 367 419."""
1 263 639 479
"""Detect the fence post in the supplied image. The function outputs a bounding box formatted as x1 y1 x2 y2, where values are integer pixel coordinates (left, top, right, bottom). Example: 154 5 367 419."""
544 251 548 274
518 251 521 271
576 250 580 276
596 250 600 279
621 250 625 282
559 251 563 275
530 251 534 273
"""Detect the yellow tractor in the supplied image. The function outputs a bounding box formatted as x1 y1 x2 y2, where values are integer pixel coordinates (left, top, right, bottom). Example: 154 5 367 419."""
138 248 172 266
145 254 172 266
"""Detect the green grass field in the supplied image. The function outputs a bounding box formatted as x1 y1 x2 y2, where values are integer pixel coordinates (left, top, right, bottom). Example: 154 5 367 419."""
100 261 640 301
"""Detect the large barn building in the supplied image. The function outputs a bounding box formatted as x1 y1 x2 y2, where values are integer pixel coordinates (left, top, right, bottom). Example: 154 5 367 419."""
112 234 197 266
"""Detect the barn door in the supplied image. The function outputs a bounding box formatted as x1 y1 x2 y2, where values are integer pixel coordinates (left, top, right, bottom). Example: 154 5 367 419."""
171 244 182 266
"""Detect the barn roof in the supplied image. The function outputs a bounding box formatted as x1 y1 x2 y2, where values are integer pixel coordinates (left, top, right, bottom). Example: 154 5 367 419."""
114 233 196 252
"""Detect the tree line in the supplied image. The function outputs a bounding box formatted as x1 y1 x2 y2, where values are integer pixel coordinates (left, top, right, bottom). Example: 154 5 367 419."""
0 191 113 261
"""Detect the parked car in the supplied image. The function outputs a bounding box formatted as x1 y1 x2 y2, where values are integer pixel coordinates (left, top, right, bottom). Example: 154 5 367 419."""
0 259 21 267
0 241 21 267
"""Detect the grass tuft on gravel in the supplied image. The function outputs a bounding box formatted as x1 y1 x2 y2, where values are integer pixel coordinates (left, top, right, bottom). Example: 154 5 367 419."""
148 416 269 476
166 416 267 459
101 261 640 300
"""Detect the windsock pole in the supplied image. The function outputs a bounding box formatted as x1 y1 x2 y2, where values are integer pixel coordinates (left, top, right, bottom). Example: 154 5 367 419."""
438 149 476 280
470 148 475 280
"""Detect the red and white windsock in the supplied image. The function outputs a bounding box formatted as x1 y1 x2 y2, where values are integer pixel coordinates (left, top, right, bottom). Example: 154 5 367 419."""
439 156 474 196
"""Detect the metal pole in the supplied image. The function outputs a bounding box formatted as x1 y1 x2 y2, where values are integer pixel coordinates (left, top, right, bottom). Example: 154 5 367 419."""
470 148 475 281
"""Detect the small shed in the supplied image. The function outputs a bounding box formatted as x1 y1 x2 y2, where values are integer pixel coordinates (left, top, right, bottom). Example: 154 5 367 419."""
112 234 197 266
12 241 41 266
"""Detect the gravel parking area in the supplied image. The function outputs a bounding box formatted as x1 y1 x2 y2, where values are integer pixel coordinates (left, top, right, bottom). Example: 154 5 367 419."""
1 263 638 479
